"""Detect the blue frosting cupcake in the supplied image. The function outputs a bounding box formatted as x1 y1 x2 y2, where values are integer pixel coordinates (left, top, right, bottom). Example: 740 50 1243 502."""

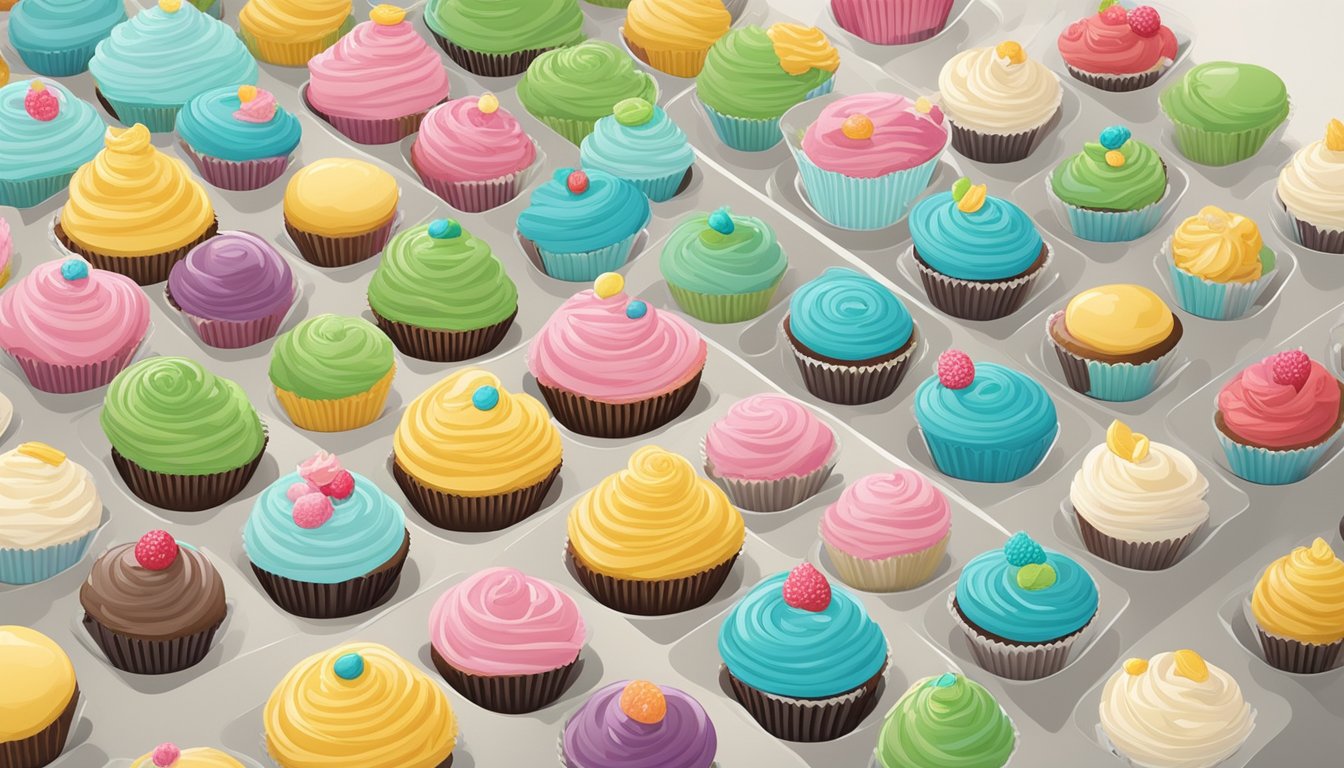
785 267 917 405
0 80 106 208
89 0 259 133
909 178 1050 321
914 350 1058 483
579 97 694 203
516 167 651 282
6 0 126 76
951 531 1099 680
176 85 302 190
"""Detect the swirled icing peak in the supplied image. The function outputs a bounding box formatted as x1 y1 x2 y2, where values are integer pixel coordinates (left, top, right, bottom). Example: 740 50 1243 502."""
764 23 839 75
1050 129 1167 210
0 79 105 184
1217 350 1341 449
1276 118 1344 231
515 166 650 253
696 25 836 120
1251 538 1344 644
910 181 1042 281
915 357 1057 452
305 6 449 120
876 673 1016 768
268 314 394 401
412 96 536 184
1057 3 1177 77
1160 61 1288 133
0 258 149 367
704 394 835 481
1062 284 1174 356
0 441 101 550
168 231 295 322
1171 206 1267 283
938 43 1061 134
787 267 912 361
955 532 1098 643
660 209 786 295
801 92 947 178
562 680 717 768
820 468 951 560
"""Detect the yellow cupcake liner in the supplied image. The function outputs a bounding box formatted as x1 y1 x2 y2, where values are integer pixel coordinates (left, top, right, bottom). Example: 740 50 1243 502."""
624 33 709 78
240 20 351 67
275 366 394 432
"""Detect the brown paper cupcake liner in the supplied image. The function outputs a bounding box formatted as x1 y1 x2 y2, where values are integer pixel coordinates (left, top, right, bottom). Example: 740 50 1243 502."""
725 661 886 742
950 594 1092 680
110 435 266 512
537 372 702 438
1065 64 1166 92
703 442 837 513
283 215 395 268
392 459 561 532
55 218 218 286
0 684 78 767
912 243 1051 321
566 542 738 616
1278 194 1344 254
823 534 948 592
82 612 224 674
1256 627 1344 674
948 111 1057 164
371 307 516 363
250 530 410 619
1074 508 1195 571
429 30 554 77
431 645 578 714
789 333 917 406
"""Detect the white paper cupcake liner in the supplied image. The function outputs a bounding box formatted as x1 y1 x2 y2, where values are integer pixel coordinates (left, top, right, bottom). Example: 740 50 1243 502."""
948 593 1094 680
701 437 840 513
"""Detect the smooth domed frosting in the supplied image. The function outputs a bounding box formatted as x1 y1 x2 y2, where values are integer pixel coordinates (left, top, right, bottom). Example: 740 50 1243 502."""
1277 119 1344 231
424 0 584 55
1057 7 1177 76
367 221 517 331
915 361 1057 451
0 81 103 183
80 537 226 640
697 25 837 120
624 0 729 54
820 469 951 560
955 533 1099 643
517 41 657 123
568 446 744 580
394 368 562 496
1062 284 1174 356
429 567 585 676
1171 206 1266 282
1251 538 1344 645
168 231 295 322
938 44 1061 134
563 680 716 768
1217 352 1341 449
8 0 126 56
660 209 786 295
580 100 694 181
239 0 352 45
1051 132 1167 211
0 443 101 550
0 626 76 742
1070 430 1209 544
875 673 1016 768
306 9 449 120
269 314 394 400
788 267 913 361
704 394 835 481
412 97 536 183
909 186 1043 281
101 357 265 475
802 92 947 177
0 259 149 366
175 86 301 162
516 168 650 253
1160 62 1289 132
130 746 245 768
283 158 398 236
265 642 457 766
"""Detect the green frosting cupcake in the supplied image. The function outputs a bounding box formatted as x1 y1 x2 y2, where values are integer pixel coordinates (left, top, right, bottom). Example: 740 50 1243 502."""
1050 126 1167 211
516 41 657 145
697 26 836 120
101 357 265 476
424 0 585 56
269 315 394 401
660 207 787 323
875 673 1016 768
1159 62 1289 166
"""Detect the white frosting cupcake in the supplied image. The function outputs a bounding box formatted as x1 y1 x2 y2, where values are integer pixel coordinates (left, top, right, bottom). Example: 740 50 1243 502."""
937 42 1062 136
1276 119 1344 235
0 442 101 550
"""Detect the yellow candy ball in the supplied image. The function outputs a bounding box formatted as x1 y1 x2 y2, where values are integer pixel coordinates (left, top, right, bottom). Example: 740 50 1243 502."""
594 272 625 299
1173 649 1209 683
995 41 1026 65
159 0 182 12
477 93 500 115
238 85 258 103
1105 150 1125 167
914 97 933 115
1326 118 1344 152
841 114 874 140
1123 658 1148 676
370 4 406 25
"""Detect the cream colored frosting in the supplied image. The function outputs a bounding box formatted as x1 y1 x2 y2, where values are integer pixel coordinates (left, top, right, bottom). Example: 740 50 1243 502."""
1276 140 1344 231
1070 440 1209 543
0 444 101 549
937 45 1062 134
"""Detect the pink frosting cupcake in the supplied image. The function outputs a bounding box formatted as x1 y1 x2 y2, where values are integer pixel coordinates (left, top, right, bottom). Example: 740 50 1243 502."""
528 272 707 438
304 5 450 144
0 258 149 393
429 567 586 714
410 93 538 213
820 468 952 591
703 394 838 512
0 217 11 288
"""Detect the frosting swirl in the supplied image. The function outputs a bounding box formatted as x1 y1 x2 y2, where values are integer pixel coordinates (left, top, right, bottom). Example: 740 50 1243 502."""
955 537 1098 643
7 0 126 55
412 97 536 183
1050 135 1167 211
704 394 834 481
909 189 1043 281
0 626 76 742
168 232 295 322
517 41 657 125
238 0 352 44
306 12 449 120
915 362 1058 451
0 443 101 549
1160 62 1289 133
875 674 1016 768
283 158 398 237
423 0 584 55
1276 125 1344 231
802 93 947 177
624 0 729 53
937 45 1062 134
660 210 786 295
516 168 650 253
580 102 694 181
1070 439 1209 543
1057 11 1176 76
79 540 226 640
1251 538 1344 645
175 85 301 162
1171 206 1266 282
820 469 951 560
0 80 104 182
562 680 717 768
1217 353 1341 449
787 267 913 361
130 747 244 768
367 221 517 331
0 259 149 366
696 25 836 120
268 314 394 400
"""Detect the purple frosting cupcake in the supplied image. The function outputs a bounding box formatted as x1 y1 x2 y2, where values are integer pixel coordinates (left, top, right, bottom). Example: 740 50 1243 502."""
166 231 296 349
561 680 717 768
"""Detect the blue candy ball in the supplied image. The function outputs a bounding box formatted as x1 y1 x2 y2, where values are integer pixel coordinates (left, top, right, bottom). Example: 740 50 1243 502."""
333 652 364 680
60 259 89 281
625 300 648 319
1099 125 1131 151
427 219 461 239
707 208 734 235
472 385 500 411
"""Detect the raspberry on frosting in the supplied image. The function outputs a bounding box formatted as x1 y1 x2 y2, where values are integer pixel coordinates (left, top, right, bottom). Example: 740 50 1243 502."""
134 530 179 571
937 349 975 389
151 743 180 767
781 562 831 611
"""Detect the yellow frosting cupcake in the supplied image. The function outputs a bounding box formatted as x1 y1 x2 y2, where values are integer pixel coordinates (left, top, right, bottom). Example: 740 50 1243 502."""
131 745 245 768
265 642 456 767
1171 206 1267 283
623 0 731 77
239 0 354 66
1048 284 1182 401
1252 538 1344 647
0 626 78 763
282 158 399 267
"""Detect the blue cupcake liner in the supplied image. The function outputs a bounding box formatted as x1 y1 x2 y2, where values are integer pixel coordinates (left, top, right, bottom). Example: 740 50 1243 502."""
919 424 1058 483
1082 356 1165 402
626 166 691 203
103 98 182 133
532 229 644 282
791 148 942 230
0 172 74 208
0 529 98 585
1164 239 1278 321
699 78 835 152
1047 174 1171 243
13 44 99 77
1217 425 1341 486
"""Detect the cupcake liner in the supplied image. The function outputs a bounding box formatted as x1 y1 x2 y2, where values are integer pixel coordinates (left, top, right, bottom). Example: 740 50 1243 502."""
1047 173 1172 243
566 542 738 615
250 530 409 619
391 459 561 532
239 18 351 67
427 29 561 77
919 423 1056 483
527 228 644 282
55 216 218 286
1065 63 1167 92
12 43 99 77
1215 421 1342 485
703 440 837 513
536 371 702 438
788 327 917 406
1255 626 1344 674
700 79 836 153
82 611 224 674
911 242 1051 321
1049 312 1177 402
0 685 77 768
1074 508 1195 571
621 31 709 78
948 113 1055 164
950 594 1093 680
0 171 74 208
830 0 955 46
274 366 395 432
6 335 141 394
431 646 578 714
95 89 181 132
283 214 395 268
180 142 291 191
0 529 98 585
1164 238 1278 320
667 278 782 324
791 148 942 230
411 145 531 213
303 85 436 145
823 534 948 592
166 284 292 349
624 165 693 203
1164 115 1283 166
371 307 517 363
111 435 267 512
724 660 886 742
1280 198 1344 254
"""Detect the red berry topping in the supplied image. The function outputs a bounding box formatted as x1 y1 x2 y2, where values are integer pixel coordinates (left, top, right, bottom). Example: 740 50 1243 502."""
152 743 181 767
1100 3 1127 24
781 562 831 612
292 493 334 529
24 81 60 122
319 470 355 501
286 481 320 502
937 349 975 390
1128 6 1161 37
134 530 179 571
567 170 589 194
1272 350 1312 390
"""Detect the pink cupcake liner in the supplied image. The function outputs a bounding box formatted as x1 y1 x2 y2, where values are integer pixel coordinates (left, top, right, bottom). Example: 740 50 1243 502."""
303 85 439 145
831 0 956 46
412 162 527 213
179 142 291 191
166 286 292 350
7 337 141 394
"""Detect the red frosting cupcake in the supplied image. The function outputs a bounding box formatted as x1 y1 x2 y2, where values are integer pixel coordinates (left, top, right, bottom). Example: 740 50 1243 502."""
1057 1 1178 92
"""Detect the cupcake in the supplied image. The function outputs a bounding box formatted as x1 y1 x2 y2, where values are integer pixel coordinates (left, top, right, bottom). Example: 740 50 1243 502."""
0 80 105 209
367 219 519 362
820 468 951 591
392 368 562 531
1250 538 1344 673
1057 2 1178 92
1048 284 1182 402
561 680 717 767
1051 125 1171 243
703 393 836 512
428 567 585 713
832 0 956 46
937 41 1062 163
166 232 296 350
268 314 396 432
88 0 258 132
0 217 9 288
1215 350 1344 485
719 562 887 741
1160 62 1289 166
238 0 354 66
1275 119 1344 253
566 446 744 615
660 207 787 323
783 267 917 405
56 124 219 285
244 451 410 619
529 273 706 438
914 349 1058 483
1165 205 1277 320
0 258 149 394
696 24 840 151
516 168 651 282
175 85 302 191
0 443 101 586
6 0 125 76
580 97 695 202
908 177 1049 320
282 158 399 267
1099 651 1255 767
265 643 457 766
622 0 729 77
1070 420 1210 570
411 93 537 212
79 529 227 674
873 673 1016 768
951 531 1099 680
0 626 79 767
304 5 450 145
424 0 584 77
517 40 658 145
131 744 245 767
101 357 267 510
